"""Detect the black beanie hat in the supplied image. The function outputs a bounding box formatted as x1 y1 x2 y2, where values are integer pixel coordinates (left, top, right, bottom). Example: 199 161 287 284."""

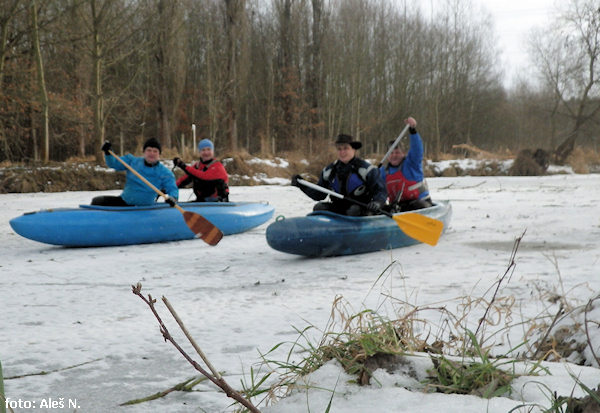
143 138 162 153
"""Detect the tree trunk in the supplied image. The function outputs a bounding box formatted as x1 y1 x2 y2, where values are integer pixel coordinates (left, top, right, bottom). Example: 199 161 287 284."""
91 0 105 161
31 0 50 162
155 0 186 149
554 132 577 165
224 0 245 152
0 0 21 91
260 61 275 156
307 0 323 155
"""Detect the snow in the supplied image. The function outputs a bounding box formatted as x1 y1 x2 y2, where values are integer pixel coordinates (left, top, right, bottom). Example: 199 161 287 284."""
428 158 513 172
244 157 290 169
1 169 600 412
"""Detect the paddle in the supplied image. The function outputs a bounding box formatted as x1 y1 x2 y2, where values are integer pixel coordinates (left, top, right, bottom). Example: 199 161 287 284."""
296 178 443 246
107 149 223 246
378 123 411 167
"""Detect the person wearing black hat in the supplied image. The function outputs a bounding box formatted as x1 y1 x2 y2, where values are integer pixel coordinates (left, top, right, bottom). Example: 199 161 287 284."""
291 133 387 216
91 138 178 206
379 117 432 212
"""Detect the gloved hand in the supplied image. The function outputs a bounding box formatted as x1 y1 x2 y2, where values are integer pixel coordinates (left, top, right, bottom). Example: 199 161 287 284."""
101 141 112 155
291 174 302 187
405 116 417 128
367 200 383 213
405 117 417 134
172 157 187 169
165 196 177 207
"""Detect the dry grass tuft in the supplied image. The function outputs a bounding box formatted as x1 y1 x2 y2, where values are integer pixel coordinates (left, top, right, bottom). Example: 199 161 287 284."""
65 155 97 163
509 148 550 176
161 146 192 160
0 163 124 193
567 147 592 174
451 144 513 160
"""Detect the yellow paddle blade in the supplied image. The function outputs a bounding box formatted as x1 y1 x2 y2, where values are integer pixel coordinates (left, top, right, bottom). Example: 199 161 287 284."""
392 212 444 246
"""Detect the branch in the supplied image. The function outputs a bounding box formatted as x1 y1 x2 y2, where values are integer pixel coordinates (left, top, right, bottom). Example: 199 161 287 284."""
162 297 222 380
131 283 260 413
475 230 525 337
584 295 600 367
4 358 102 380
120 376 209 406
531 303 565 360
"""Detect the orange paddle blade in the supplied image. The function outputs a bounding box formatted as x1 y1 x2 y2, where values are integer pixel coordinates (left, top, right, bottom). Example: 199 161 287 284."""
392 213 444 246
183 211 223 246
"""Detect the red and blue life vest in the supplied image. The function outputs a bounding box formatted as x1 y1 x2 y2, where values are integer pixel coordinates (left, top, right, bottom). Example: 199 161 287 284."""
383 161 429 203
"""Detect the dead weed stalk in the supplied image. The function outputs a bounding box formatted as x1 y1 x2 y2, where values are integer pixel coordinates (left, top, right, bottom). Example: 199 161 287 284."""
131 283 260 413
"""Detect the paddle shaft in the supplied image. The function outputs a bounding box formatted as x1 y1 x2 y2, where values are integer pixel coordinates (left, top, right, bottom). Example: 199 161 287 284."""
106 149 224 245
378 123 411 168
107 149 185 214
296 178 392 217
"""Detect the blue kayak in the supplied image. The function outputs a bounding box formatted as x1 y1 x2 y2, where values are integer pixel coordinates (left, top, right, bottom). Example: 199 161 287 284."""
266 201 452 257
10 202 274 247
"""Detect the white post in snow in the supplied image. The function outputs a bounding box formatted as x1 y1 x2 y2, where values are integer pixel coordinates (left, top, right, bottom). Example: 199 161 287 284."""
192 124 196 154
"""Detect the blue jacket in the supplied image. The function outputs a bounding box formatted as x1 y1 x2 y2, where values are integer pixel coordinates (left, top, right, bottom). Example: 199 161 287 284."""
379 132 430 202
105 154 178 206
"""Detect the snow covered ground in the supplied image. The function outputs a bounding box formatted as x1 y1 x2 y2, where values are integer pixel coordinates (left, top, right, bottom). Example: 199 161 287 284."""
1 172 599 412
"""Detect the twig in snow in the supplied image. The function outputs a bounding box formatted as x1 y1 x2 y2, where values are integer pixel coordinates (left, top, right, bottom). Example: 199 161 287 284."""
162 296 222 380
131 283 261 413
475 230 525 337
531 303 565 360
584 294 600 367
120 376 209 406
438 180 487 190
4 358 103 380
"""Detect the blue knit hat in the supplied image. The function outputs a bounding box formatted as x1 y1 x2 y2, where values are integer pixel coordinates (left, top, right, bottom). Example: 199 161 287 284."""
198 139 214 151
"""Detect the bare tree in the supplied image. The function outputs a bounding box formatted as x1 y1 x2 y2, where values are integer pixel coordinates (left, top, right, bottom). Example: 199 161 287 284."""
0 0 24 89
530 0 600 163
0 0 28 160
75 0 150 160
423 0 501 155
185 1 221 146
30 0 50 162
243 0 278 155
306 0 326 154
153 0 187 148
0 0 558 163
223 0 246 152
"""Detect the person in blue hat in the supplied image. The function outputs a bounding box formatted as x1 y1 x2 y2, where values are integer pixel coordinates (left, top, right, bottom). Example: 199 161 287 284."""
173 138 229 202
92 138 178 206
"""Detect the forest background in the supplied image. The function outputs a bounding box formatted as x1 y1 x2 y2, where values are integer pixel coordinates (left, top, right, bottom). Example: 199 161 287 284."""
0 0 599 167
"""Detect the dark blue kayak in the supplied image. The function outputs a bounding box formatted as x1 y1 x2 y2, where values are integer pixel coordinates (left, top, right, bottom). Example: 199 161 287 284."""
266 201 451 257
10 201 274 247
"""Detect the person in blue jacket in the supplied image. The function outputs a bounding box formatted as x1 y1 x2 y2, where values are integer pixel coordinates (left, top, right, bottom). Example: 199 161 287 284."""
379 117 432 212
91 138 178 207
291 134 387 216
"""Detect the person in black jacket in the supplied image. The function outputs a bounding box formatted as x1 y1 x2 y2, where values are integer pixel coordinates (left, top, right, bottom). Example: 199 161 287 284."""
291 134 387 216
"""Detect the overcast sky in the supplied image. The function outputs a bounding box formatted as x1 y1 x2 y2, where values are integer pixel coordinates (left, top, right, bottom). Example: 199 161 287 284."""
482 0 557 84
413 0 558 87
